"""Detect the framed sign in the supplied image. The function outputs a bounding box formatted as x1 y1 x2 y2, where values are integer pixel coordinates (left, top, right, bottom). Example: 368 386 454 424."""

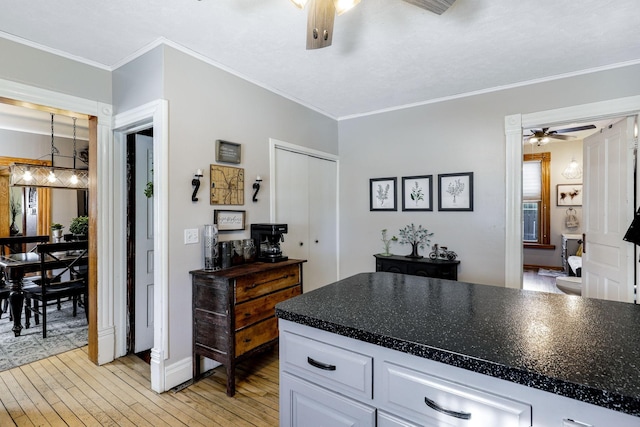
215 140 241 164
214 209 246 231
438 172 474 211
557 184 583 206
370 177 397 211
402 175 433 211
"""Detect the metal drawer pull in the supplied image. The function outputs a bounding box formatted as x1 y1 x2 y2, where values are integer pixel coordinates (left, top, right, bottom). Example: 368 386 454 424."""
424 397 471 420
307 357 336 371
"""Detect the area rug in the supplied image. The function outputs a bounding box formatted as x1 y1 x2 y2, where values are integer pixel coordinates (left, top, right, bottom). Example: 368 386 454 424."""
0 300 87 371
537 268 565 277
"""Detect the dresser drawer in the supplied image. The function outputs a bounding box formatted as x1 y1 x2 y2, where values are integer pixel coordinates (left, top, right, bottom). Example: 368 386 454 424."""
235 316 279 356
381 362 531 427
235 264 300 303
235 285 301 329
280 331 373 400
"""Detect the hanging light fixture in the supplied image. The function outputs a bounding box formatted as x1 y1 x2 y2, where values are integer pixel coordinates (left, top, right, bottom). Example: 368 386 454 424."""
561 157 583 180
9 113 89 189
290 0 361 49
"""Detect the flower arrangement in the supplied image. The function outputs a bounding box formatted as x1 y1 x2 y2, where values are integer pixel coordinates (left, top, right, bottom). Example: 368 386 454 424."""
397 223 434 258
380 229 397 256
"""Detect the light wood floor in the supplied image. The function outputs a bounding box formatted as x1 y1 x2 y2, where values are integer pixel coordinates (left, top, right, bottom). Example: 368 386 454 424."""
0 346 280 426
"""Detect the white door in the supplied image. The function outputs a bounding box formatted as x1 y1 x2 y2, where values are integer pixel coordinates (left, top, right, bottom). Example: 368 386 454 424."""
274 146 338 293
582 118 635 303
307 155 338 292
135 134 154 352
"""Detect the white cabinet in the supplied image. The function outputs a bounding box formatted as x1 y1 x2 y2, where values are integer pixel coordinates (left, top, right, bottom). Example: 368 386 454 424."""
279 319 640 427
280 372 375 427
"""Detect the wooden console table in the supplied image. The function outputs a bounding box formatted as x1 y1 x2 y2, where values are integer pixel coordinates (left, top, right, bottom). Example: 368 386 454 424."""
374 254 459 280
190 259 305 396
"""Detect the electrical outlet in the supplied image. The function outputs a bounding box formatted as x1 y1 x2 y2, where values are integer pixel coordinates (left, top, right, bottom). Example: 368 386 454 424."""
184 228 199 245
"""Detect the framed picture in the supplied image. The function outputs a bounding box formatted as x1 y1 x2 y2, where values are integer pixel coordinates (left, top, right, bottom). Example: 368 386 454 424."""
402 175 433 211
557 184 583 206
215 140 241 164
214 209 246 231
370 177 397 211
210 165 244 205
438 172 474 211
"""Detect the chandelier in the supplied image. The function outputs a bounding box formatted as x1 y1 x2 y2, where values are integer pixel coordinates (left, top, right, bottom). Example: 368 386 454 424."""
10 113 89 189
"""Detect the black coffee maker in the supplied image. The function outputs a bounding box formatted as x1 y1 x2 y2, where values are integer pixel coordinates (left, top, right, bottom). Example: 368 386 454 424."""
251 223 288 263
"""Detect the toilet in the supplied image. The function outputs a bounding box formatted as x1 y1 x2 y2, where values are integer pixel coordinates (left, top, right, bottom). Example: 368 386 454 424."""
556 276 582 296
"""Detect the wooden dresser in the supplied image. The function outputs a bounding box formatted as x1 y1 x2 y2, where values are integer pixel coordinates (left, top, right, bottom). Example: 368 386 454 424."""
190 259 305 396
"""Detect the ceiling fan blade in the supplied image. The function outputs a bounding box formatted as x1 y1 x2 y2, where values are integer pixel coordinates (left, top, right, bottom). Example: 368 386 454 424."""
548 134 576 141
401 0 456 15
554 125 596 134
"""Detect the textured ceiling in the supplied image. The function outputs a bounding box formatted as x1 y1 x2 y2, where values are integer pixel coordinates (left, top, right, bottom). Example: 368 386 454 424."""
1 0 639 119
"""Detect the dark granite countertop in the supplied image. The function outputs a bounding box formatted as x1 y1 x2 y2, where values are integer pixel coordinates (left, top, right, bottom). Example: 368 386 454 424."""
275 272 640 417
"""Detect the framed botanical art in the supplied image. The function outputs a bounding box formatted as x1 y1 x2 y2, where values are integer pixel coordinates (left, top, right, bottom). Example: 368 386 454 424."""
438 172 474 211
557 184 582 206
402 175 433 211
370 177 397 211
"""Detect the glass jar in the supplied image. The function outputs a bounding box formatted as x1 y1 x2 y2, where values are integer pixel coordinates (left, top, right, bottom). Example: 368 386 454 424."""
232 240 244 265
242 238 256 263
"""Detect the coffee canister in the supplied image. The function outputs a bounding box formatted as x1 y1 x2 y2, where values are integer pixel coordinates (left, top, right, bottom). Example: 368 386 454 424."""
219 241 232 269
203 224 218 270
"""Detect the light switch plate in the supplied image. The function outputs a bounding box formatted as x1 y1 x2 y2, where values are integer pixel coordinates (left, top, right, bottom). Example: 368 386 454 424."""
184 228 199 244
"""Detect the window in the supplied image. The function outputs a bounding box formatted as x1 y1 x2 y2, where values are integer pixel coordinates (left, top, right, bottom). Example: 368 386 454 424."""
523 152 550 246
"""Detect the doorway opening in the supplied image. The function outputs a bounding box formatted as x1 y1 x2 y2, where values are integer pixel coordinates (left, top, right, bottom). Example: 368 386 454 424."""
505 99 640 303
126 128 155 363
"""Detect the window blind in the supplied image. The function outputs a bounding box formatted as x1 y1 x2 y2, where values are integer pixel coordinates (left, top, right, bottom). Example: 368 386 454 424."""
523 160 541 201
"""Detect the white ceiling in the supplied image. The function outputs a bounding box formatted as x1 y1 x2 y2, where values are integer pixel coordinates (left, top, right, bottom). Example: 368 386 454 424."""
1 0 639 120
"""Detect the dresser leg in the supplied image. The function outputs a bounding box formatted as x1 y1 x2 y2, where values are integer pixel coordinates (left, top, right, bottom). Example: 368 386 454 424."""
226 361 236 397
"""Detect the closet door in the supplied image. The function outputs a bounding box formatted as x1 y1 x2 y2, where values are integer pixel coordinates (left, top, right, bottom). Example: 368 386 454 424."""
274 147 338 293
307 155 337 292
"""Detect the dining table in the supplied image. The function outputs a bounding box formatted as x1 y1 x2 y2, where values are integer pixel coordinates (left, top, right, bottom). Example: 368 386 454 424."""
0 241 88 337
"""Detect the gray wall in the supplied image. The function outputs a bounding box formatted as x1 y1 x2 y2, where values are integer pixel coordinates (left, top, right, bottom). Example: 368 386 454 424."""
112 46 164 114
338 63 640 286
113 45 339 368
0 38 111 105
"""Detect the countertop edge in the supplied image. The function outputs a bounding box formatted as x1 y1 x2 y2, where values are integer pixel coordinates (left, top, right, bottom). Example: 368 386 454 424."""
275 308 640 417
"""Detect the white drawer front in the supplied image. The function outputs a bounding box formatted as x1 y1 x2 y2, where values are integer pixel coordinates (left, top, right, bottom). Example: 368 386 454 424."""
280 331 373 399
381 362 532 427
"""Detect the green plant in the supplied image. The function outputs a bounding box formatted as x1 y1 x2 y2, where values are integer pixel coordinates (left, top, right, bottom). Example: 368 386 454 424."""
380 229 397 256
69 216 89 235
144 169 154 198
51 223 64 230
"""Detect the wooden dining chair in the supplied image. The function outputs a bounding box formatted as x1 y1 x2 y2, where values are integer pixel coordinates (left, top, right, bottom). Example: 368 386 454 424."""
23 240 88 338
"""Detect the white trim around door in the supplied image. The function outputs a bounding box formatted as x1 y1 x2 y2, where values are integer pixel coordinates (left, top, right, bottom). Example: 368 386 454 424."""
113 99 169 393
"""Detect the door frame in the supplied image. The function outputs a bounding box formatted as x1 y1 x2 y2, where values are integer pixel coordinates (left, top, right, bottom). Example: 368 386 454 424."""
268 138 340 281
0 77 112 365
505 95 640 289
113 100 169 393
